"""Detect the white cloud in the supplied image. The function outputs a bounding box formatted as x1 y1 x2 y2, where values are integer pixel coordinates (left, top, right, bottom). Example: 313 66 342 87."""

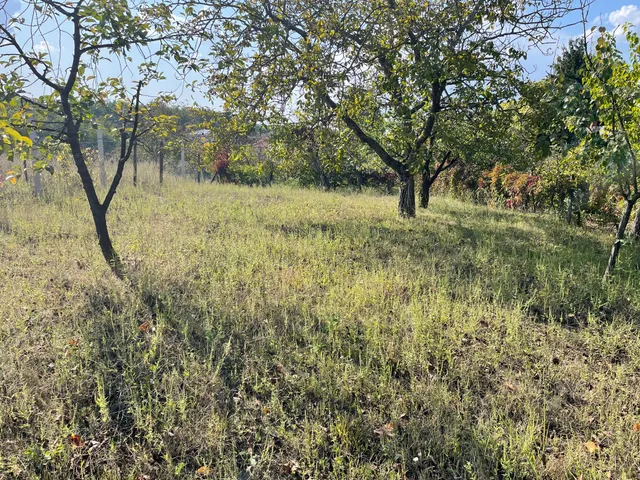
608 5 640 32
33 40 56 54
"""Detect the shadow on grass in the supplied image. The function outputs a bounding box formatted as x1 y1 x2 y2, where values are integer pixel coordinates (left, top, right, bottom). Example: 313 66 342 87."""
60 200 640 479
275 203 640 326
75 281 525 479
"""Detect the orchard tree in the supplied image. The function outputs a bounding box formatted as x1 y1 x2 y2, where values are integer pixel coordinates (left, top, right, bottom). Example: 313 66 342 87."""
0 102 31 154
268 100 342 189
191 109 271 185
581 25 640 278
0 0 189 277
134 98 179 185
194 0 577 217
1 100 32 185
523 39 597 223
428 105 512 203
182 126 213 182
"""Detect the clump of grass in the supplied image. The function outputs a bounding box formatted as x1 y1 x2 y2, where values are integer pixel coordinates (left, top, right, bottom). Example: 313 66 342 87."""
1 164 640 479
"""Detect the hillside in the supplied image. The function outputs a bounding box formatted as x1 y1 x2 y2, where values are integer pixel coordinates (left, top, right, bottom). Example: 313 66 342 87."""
1 175 640 479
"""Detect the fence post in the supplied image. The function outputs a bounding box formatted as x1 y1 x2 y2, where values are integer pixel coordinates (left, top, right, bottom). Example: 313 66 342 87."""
30 130 42 197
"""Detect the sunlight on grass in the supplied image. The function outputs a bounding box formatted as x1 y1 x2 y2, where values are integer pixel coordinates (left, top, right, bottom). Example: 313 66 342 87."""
1 167 640 479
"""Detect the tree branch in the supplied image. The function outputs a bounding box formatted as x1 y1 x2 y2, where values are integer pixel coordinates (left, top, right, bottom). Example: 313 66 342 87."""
317 90 405 175
0 25 63 92
430 151 456 184
103 81 144 211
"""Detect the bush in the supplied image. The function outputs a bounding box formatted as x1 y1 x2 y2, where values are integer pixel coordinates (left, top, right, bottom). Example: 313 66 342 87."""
437 162 619 223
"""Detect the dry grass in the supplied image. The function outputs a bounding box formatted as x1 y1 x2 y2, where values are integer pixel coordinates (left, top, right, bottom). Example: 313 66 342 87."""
1 164 640 479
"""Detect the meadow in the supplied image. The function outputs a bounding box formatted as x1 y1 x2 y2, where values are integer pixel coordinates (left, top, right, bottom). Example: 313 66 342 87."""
1 168 640 479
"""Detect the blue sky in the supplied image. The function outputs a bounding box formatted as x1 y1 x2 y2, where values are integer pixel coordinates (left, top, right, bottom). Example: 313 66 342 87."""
1 0 640 107
0 0 21 24
523 0 640 79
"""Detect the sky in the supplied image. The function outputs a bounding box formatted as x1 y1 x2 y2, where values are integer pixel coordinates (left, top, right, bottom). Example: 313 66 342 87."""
1 0 640 108
523 0 640 79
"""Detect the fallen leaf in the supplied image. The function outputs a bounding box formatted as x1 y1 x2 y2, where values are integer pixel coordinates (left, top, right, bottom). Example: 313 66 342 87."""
196 465 212 476
584 441 599 454
374 422 395 438
68 338 79 346
69 434 85 448
633 422 640 432
504 382 516 391
139 322 150 333
280 460 300 474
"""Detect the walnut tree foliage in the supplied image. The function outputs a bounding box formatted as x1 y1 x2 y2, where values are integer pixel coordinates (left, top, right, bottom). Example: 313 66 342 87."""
191 0 578 217
580 25 640 277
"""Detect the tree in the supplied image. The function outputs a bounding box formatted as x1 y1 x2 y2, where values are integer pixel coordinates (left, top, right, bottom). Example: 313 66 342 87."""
197 0 576 217
182 127 212 182
136 99 179 185
523 39 597 223
581 25 640 278
0 0 184 277
426 105 512 205
268 100 345 190
0 100 32 185
633 203 640 239
185 109 269 185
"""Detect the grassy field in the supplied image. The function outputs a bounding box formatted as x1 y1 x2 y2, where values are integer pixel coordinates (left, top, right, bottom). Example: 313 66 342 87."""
1 169 640 479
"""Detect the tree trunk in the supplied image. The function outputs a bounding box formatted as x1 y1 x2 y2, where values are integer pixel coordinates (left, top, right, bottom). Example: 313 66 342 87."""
67 128 124 278
321 173 331 190
604 198 636 279
59 82 143 280
420 172 430 209
566 190 574 224
632 204 640 240
133 140 138 187
386 178 394 195
357 171 364 191
398 174 416 218
159 141 164 185
92 206 124 278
